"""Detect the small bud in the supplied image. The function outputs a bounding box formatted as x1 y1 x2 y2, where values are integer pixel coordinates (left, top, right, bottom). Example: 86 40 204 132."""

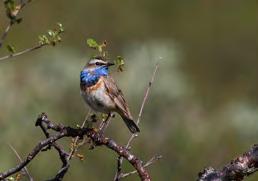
76 153 85 161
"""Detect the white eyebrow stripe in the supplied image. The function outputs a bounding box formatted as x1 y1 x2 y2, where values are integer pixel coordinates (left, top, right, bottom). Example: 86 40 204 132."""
88 59 106 65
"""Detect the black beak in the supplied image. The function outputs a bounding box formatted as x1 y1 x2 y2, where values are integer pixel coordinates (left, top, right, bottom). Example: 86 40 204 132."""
107 62 115 66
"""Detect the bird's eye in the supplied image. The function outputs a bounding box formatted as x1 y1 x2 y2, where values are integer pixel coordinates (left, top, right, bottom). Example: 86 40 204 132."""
95 62 101 65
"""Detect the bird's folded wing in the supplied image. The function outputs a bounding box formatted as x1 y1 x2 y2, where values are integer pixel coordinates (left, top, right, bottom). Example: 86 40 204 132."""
103 76 131 117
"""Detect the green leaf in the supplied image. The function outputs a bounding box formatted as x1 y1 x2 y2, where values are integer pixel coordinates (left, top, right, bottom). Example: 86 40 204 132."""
56 35 61 42
87 38 99 49
7 176 15 181
6 44 16 53
57 22 64 32
38 35 50 45
115 56 125 72
48 30 54 37
116 56 125 65
4 0 15 11
38 23 64 46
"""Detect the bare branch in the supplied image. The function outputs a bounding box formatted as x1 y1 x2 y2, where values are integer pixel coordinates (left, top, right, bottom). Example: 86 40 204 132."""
125 62 160 148
0 113 151 181
35 113 70 181
47 144 70 181
198 144 258 181
136 62 160 125
119 155 162 179
8 144 34 181
0 131 65 179
114 62 160 180
0 44 45 61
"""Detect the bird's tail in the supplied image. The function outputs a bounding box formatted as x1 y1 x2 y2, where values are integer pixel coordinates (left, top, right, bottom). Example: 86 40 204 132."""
122 117 140 134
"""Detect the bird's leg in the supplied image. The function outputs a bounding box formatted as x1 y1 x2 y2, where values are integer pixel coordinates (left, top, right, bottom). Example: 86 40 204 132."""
87 113 113 150
82 114 97 130
90 114 97 122
98 113 114 134
99 113 111 133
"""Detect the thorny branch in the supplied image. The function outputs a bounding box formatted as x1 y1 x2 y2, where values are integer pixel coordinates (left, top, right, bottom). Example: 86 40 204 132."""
114 62 160 180
0 113 151 181
198 144 258 181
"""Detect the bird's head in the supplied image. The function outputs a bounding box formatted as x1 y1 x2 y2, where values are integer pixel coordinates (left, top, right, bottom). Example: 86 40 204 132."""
81 57 114 86
85 57 114 71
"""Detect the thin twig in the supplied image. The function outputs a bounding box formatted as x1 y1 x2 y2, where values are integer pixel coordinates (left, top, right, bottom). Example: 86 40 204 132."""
114 62 160 180
0 24 12 49
67 110 91 160
128 62 160 144
0 0 31 48
0 44 45 61
8 144 34 181
119 155 162 179
136 63 160 125
99 113 114 134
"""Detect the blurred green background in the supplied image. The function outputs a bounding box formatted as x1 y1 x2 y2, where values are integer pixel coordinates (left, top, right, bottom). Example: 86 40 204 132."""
0 0 257 180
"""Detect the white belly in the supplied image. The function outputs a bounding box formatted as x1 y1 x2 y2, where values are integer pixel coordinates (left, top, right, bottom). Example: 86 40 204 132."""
81 84 115 113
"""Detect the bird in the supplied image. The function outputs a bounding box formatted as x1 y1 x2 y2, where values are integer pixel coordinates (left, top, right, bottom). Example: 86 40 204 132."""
80 57 140 133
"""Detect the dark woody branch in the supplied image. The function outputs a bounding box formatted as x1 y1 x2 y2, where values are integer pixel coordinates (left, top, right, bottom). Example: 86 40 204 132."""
198 144 258 181
0 113 151 181
35 113 70 181
0 127 66 180
8 144 34 181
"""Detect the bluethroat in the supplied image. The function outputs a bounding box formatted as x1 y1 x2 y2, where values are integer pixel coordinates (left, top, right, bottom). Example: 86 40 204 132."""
80 57 140 133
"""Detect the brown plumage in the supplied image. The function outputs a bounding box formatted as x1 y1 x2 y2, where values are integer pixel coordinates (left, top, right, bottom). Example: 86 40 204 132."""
80 58 140 133
103 76 140 133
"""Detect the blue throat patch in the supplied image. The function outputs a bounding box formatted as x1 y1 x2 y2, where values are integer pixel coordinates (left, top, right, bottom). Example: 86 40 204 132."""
80 66 109 87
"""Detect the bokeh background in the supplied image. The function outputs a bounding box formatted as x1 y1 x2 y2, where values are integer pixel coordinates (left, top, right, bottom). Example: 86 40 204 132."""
0 0 257 180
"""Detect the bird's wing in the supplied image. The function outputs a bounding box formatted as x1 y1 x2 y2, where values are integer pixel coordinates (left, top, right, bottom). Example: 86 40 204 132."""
103 76 132 118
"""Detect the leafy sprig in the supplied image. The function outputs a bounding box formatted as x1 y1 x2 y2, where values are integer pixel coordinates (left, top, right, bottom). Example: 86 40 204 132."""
4 0 23 23
6 44 16 53
38 23 64 46
1 23 65 61
115 56 125 72
86 38 125 72
86 38 107 57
